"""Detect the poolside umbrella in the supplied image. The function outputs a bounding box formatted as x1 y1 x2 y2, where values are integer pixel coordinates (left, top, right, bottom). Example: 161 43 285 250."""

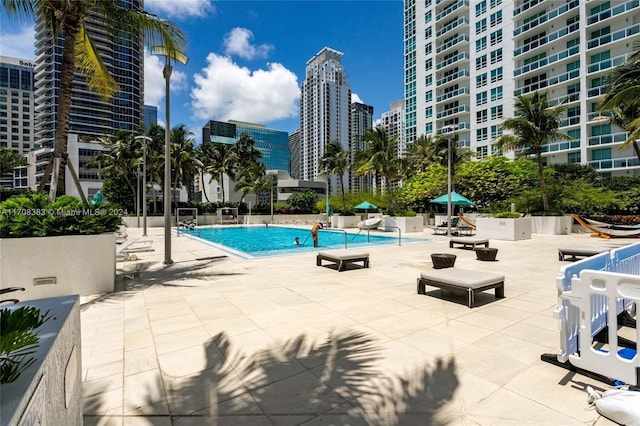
430 192 475 207
354 201 378 214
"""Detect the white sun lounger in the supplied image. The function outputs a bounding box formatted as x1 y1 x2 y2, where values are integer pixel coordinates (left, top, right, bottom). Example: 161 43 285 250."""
316 250 370 271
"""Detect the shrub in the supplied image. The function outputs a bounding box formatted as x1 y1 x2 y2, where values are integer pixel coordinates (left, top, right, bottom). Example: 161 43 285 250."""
0 193 122 238
396 210 417 217
493 211 522 218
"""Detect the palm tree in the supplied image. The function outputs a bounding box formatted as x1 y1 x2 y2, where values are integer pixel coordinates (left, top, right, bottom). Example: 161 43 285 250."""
203 143 236 203
495 91 570 212
319 141 350 209
144 125 166 213
234 161 267 206
599 46 640 162
405 134 438 174
2 0 185 201
170 125 198 208
359 126 405 210
85 131 140 209
428 133 471 191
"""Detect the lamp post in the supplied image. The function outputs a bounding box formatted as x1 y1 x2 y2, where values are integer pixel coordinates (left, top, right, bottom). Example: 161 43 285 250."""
266 170 278 224
134 135 152 237
152 47 188 265
447 136 452 237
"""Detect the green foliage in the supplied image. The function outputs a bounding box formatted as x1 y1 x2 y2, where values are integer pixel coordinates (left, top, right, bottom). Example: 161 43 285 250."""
0 193 122 238
396 165 447 208
0 147 27 171
396 210 417 217
1 306 54 383
100 170 134 212
493 212 522 218
286 189 319 213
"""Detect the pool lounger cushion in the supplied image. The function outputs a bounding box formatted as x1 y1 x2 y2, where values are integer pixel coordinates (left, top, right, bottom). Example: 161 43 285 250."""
417 268 505 308
449 237 489 249
317 250 370 271
558 247 610 261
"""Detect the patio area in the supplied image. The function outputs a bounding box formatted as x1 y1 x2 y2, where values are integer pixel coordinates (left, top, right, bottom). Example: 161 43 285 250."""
80 226 636 425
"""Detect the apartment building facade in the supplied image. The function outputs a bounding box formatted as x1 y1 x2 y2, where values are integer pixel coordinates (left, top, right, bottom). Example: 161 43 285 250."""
350 102 374 192
300 47 352 194
404 0 639 177
0 57 36 156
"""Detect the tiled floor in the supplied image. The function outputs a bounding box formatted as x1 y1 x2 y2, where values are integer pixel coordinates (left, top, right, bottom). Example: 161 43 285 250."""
80 226 635 425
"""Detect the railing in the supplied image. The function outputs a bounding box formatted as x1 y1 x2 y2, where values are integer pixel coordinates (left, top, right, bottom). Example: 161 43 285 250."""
436 69 469 86
436 0 468 21
436 52 469 70
513 22 579 57
587 24 640 50
514 46 579 77
436 17 468 37
587 0 639 25
514 0 579 37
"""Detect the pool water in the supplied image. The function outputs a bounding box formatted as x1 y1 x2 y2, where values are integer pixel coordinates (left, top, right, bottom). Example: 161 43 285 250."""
181 225 424 258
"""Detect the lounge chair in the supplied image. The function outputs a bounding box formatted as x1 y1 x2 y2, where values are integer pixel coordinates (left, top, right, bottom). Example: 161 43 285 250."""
457 213 477 230
558 247 610 261
316 250 370 271
357 217 382 230
573 214 640 239
417 268 505 308
116 238 154 262
449 237 489 249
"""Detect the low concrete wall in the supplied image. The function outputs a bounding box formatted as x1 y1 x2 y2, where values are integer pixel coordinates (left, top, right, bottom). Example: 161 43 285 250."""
1 296 82 426
382 216 424 233
530 215 573 235
0 233 115 301
476 217 532 241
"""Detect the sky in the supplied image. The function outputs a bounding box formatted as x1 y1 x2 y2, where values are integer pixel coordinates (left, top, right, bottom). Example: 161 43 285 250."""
0 0 404 144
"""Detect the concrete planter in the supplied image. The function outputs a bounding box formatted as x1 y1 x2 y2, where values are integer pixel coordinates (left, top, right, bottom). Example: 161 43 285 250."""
530 215 573 235
332 215 360 229
389 216 424 233
0 233 115 301
1 296 82 426
476 217 532 241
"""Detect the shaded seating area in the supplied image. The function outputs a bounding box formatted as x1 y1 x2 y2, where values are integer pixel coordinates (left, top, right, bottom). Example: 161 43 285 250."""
449 237 489 249
558 247 610 261
417 268 505 308
316 250 369 271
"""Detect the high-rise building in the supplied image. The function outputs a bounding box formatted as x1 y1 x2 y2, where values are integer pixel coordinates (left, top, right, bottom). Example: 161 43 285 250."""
0 56 36 155
350 102 374 192
512 0 639 176
405 0 639 176
300 47 352 193
288 128 302 179
405 0 515 157
143 105 158 130
33 0 144 149
380 100 406 157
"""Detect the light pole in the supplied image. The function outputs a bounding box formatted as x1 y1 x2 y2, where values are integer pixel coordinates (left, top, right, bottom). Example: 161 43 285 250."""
152 47 188 265
447 136 452 237
266 170 278 224
134 135 152 237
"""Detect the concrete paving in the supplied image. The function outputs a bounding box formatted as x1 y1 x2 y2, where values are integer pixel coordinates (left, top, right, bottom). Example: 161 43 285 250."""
81 225 638 425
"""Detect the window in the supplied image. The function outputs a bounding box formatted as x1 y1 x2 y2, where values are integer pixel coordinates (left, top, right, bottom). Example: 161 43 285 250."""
477 145 488 159
490 86 503 101
425 42 432 55
476 0 487 16
566 38 579 49
491 105 503 119
476 127 488 141
477 91 488 106
476 18 487 34
425 123 433 134
590 26 610 40
490 0 502 7
425 27 432 38
590 51 610 64
425 11 432 23
591 124 611 136
490 48 502 64
490 10 502 27
425 90 433 102
476 55 487 70
491 125 502 138
476 37 487 52
490 67 503 82
568 152 580 164
476 73 487 87
566 60 580 71
425 106 433 118
591 148 611 160
425 58 432 71
477 110 488 123
425 75 432 86
590 1 610 15
490 29 502 45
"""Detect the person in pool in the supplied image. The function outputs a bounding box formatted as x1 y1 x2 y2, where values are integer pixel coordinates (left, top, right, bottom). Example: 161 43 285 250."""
294 237 300 245
311 222 323 247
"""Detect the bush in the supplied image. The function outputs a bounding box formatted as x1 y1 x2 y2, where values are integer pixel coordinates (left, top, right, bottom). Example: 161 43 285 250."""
493 211 521 218
286 189 318 213
396 210 417 217
0 193 122 238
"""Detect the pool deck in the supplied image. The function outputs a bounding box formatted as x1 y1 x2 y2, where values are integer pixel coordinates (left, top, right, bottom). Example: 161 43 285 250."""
81 226 636 425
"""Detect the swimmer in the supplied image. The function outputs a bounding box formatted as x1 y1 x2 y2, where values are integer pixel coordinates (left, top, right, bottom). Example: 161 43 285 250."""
311 222 324 247
294 237 300 245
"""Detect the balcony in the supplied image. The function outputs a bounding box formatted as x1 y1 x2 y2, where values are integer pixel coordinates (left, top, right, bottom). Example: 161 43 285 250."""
541 140 581 153
514 0 579 37
514 46 579 77
437 122 469 135
548 92 580 107
559 116 581 127
515 69 579 96
513 0 544 16
589 156 640 170
588 54 631 75
436 34 469 54
437 104 469 119
587 0 639 25
436 17 469 37
588 132 628 146
514 22 579 57
588 24 640 49
436 69 469 86
436 0 468 22
436 52 469 71
436 87 469 103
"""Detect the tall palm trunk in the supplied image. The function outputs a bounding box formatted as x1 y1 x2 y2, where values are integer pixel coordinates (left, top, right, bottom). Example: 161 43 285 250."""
535 150 549 212
218 172 225 203
201 171 210 202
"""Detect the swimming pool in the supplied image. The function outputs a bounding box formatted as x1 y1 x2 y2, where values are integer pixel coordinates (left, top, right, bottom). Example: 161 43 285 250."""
181 225 425 258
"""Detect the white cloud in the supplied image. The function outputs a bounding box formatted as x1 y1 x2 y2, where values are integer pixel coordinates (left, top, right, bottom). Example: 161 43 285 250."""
0 24 35 60
191 53 300 123
224 28 273 60
144 49 187 108
351 93 364 104
144 0 214 18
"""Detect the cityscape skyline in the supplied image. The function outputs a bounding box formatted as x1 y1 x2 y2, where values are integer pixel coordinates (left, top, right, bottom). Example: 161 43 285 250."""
0 0 405 142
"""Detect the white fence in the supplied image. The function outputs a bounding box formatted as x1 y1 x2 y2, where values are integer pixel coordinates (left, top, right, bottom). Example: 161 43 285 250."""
551 242 640 386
